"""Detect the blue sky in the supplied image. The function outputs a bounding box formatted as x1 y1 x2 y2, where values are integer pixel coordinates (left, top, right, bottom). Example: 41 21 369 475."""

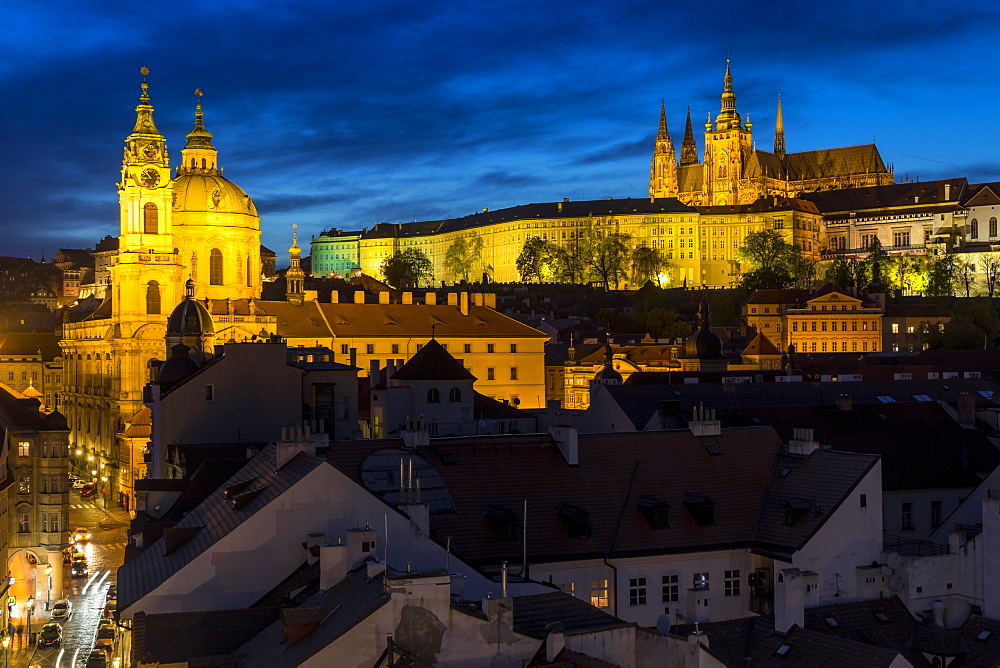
3 0 1000 263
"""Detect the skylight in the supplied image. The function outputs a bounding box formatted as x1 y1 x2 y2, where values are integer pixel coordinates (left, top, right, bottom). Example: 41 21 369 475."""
824 617 839 628
876 395 895 403
977 630 992 641
775 644 792 656
913 395 932 402
874 612 890 624
980 391 995 398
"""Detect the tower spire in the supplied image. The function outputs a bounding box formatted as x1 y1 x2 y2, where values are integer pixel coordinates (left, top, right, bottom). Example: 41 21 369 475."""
714 59 742 130
179 88 220 175
649 100 678 199
286 224 306 305
123 66 168 171
774 92 786 159
680 106 698 166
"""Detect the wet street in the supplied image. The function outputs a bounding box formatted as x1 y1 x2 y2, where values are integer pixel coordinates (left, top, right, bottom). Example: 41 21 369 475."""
9 495 129 668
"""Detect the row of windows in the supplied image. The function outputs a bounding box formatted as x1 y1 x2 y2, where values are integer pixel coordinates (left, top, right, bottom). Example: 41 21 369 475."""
624 570 742 607
356 343 518 355
17 513 63 534
791 320 877 332
789 339 875 353
901 499 944 531
145 251 254 313
426 388 462 403
970 217 999 239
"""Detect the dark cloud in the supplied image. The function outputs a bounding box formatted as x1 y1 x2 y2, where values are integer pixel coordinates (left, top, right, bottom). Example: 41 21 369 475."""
1 0 998 259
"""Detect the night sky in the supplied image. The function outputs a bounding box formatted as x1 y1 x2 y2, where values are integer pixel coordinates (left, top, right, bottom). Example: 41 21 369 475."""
4 0 1000 264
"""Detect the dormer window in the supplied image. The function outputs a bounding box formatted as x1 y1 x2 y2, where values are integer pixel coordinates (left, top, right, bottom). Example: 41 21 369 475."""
683 493 716 526
637 496 670 529
558 503 591 538
484 506 518 541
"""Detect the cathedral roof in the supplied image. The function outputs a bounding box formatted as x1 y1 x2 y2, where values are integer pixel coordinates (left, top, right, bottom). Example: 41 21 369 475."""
172 173 258 217
802 177 967 214
781 144 888 181
677 164 703 192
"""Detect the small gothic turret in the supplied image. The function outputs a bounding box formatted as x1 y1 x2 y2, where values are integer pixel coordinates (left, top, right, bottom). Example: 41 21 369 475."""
774 93 786 159
680 106 698 166
177 89 220 175
286 224 306 306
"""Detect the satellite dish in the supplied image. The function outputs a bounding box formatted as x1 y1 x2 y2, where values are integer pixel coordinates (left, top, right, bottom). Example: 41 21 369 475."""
889 573 903 592
886 552 903 570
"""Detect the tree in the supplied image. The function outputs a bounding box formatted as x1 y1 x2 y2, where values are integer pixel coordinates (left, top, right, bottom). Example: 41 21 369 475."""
380 248 433 288
892 255 922 295
956 256 976 297
736 230 805 290
586 232 632 289
926 254 958 297
631 246 670 287
516 236 548 283
865 238 892 289
546 245 585 284
787 253 818 289
980 253 1000 297
443 236 484 282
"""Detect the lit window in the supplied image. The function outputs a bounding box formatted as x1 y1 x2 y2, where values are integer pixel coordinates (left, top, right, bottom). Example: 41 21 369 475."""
17 442 29 457
590 580 609 608
210 248 224 285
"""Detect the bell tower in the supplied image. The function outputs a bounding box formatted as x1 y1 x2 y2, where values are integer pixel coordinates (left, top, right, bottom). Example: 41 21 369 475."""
703 61 754 205
112 67 183 322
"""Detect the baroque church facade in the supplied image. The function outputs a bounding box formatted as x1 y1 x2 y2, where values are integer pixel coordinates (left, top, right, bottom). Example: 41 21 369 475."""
649 63 895 206
60 74 265 510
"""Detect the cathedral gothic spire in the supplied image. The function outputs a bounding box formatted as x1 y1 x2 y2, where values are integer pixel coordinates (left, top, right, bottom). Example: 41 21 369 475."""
178 89 220 175
648 100 678 199
714 60 743 131
680 106 698 166
774 92 786 159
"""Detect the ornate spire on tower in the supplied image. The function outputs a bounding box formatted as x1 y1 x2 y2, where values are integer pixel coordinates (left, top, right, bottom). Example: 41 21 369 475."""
286 224 306 305
122 67 168 175
774 92 786 159
649 100 678 199
680 106 698 166
178 88 220 175
714 60 742 131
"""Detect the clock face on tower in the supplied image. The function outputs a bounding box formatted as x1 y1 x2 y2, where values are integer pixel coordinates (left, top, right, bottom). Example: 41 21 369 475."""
140 168 160 188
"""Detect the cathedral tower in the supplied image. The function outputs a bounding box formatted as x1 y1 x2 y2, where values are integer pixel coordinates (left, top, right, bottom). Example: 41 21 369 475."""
774 93 786 159
285 225 306 305
679 106 698 167
649 101 678 199
703 61 754 205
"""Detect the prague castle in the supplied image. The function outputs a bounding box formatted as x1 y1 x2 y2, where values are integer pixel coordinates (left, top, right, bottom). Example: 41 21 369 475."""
649 62 894 205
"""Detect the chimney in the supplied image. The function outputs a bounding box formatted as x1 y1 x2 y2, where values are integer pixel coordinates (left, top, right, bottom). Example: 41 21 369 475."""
402 292 413 305
774 568 805 633
319 542 348 590
945 183 952 200
460 291 469 316
837 394 852 411
349 347 357 369
354 291 365 304
546 623 566 662
370 360 379 380
957 392 976 426
347 527 377 568
932 600 946 628
788 428 820 456
687 629 709 649
378 291 390 304
549 425 578 466
425 292 436 306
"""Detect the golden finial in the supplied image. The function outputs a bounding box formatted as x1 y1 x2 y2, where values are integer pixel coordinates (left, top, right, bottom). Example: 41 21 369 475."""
289 224 300 254
140 66 149 78
194 88 203 97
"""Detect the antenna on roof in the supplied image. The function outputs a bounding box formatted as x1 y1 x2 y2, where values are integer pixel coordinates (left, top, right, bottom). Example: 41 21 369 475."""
431 322 436 341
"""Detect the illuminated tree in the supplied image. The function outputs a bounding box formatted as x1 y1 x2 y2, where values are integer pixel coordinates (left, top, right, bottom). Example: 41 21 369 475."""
979 254 1000 297
926 254 958 297
381 248 433 288
631 246 670 287
516 236 548 283
586 232 632 289
443 236 484 282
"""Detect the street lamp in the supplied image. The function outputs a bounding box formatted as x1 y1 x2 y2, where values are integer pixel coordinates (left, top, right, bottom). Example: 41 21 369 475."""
44 565 51 611
2 633 9 668
25 598 32 646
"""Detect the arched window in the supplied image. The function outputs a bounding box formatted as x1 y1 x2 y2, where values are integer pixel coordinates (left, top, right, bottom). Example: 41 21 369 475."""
427 388 440 403
991 217 998 238
146 280 161 314
191 158 196 169
210 248 223 285
201 158 207 169
448 387 461 402
246 255 252 287
143 202 158 234
971 218 979 238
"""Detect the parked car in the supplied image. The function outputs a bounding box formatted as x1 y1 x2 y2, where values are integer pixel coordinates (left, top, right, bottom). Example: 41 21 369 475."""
85 649 108 667
50 599 71 620
81 483 95 497
94 625 114 653
38 622 62 647
72 527 92 542
71 478 86 490
105 584 117 600
103 598 116 618
70 556 88 578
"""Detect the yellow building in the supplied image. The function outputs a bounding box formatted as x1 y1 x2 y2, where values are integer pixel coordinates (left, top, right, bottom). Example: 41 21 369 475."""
60 74 262 510
563 343 683 410
650 63 894 207
320 196 821 290
743 285 884 354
